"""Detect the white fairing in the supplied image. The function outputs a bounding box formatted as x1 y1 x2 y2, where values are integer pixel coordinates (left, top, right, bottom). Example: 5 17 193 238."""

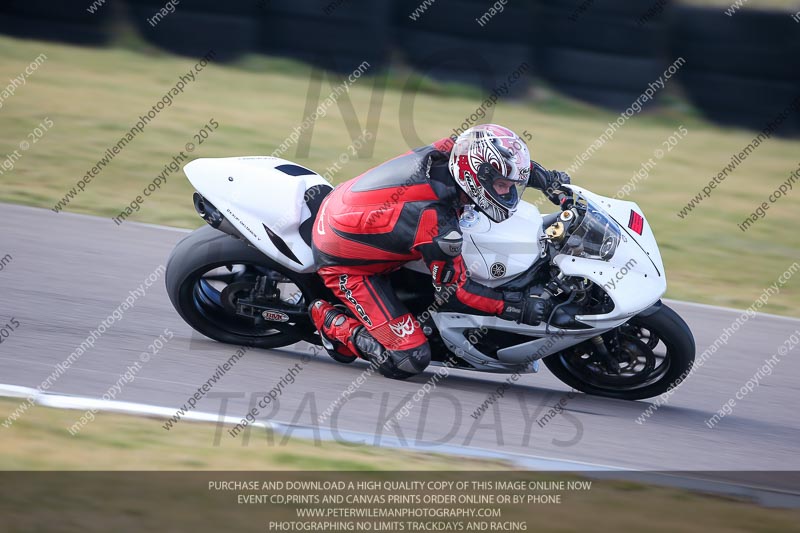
460 201 544 286
555 185 666 325
404 201 544 286
431 187 666 365
184 157 329 273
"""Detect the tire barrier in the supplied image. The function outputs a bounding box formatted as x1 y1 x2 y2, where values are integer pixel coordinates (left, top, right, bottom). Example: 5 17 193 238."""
126 0 258 16
0 0 796 136
395 0 534 95
0 0 112 46
257 0 393 73
680 72 800 134
668 5 800 135
538 0 654 18
399 30 532 95
535 0 671 111
0 0 111 21
126 5 258 62
125 0 258 62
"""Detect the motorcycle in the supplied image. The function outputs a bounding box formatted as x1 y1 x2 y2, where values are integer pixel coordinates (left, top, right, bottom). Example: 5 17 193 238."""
165 156 695 400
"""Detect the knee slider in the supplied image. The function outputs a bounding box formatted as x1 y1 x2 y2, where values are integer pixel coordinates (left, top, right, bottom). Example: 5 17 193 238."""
394 343 431 374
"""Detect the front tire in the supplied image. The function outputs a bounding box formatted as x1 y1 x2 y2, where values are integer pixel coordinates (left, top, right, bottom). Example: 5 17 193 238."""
165 226 321 349
543 304 695 400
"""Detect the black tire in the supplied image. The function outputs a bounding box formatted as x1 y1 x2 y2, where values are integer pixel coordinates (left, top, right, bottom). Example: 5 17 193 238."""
394 0 533 41
539 48 665 92
125 0 258 16
257 15 390 73
267 0 391 23
668 6 800 82
259 14 385 56
668 5 797 46
667 6 800 136
128 8 257 62
0 0 111 22
538 0 662 18
680 72 800 135
536 6 668 57
681 73 800 111
543 304 695 401
399 30 533 94
551 83 655 112
0 14 111 45
672 41 800 82
165 225 321 349
256 0 392 73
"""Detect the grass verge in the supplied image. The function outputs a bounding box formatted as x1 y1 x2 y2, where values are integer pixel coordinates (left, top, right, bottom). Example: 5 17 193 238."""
1 398 800 532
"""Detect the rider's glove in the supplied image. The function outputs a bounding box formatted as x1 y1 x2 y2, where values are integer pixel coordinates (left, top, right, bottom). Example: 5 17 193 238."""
500 290 552 326
499 292 524 322
519 295 551 326
551 170 571 187
530 162 572 206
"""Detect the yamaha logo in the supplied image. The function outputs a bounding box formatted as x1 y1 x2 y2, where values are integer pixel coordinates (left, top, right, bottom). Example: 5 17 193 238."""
490 262 506 278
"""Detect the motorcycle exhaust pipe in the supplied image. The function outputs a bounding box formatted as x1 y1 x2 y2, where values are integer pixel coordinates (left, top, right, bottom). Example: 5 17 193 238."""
193 192 246 241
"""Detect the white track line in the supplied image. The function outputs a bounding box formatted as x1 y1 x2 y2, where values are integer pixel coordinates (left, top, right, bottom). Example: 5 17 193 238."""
3 383 798 508
0 383 617 471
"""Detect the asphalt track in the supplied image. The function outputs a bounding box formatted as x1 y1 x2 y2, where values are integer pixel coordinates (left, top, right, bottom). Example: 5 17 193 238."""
2 203 799 486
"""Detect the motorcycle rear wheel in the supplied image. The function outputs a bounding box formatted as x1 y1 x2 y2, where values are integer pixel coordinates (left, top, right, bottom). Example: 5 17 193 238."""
165 225 320 349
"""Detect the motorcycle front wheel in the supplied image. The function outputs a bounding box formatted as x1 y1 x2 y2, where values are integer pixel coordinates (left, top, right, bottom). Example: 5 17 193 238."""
543 303 695 400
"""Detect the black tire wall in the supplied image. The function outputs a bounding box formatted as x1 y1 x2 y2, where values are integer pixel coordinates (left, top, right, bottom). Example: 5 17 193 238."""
667 5 800 135
128 0 393 68
257 0 393 73
127 1 258 63
394 0 535 95
0 0 797 136
0 0 112 45
535 0 672 111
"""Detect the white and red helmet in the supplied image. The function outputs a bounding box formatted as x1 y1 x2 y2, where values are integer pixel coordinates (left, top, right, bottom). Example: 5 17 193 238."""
448 124 531 223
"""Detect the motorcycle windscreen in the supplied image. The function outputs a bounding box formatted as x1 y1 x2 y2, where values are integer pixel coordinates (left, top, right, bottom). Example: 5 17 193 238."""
561 200 621 261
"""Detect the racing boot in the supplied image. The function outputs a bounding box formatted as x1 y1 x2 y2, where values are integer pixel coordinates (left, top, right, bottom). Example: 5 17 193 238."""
309 300 429 378
309 300 360 364
351 328 430 380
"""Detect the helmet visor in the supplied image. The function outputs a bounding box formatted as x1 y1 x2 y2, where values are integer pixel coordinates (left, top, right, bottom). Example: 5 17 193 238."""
476 162 527 209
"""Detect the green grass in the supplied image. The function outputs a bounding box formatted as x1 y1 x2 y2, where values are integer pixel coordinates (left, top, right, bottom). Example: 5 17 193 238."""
2 398 800 532
0 36 799 317
0 398 503 471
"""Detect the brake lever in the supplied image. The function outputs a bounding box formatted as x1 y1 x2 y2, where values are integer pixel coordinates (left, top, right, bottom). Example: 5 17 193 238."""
556 192 574 210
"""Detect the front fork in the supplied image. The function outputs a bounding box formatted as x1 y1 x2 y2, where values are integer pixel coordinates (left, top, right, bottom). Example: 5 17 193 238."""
587 300 664 373
590 335 621 374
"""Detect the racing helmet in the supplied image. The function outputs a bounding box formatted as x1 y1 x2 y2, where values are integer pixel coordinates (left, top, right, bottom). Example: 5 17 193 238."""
448 124 530 223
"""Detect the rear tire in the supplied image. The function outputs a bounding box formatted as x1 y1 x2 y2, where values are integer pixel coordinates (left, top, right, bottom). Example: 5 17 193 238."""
543 304 695 400
165 226 320 349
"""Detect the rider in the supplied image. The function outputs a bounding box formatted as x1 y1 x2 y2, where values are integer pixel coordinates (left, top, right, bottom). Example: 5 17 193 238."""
309 124 571 378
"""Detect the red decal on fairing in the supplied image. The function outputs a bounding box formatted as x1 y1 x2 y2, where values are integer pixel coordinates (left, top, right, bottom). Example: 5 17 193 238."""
628 210 644 235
